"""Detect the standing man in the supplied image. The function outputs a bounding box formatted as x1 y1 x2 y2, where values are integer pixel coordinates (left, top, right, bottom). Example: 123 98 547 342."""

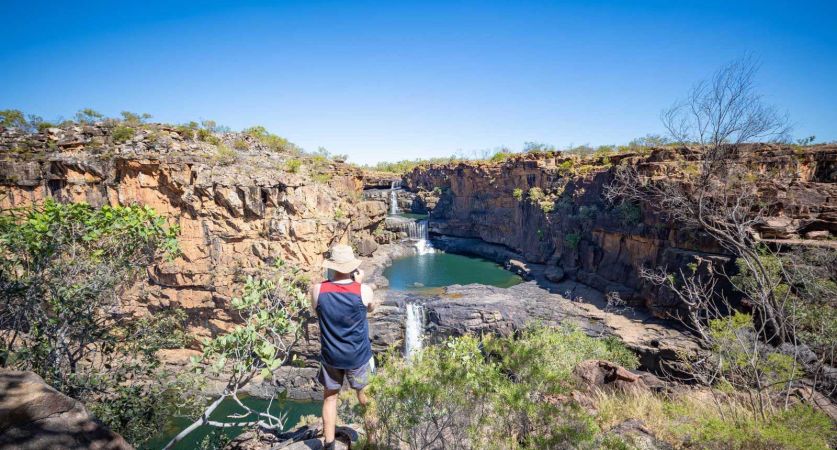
310 244 376 449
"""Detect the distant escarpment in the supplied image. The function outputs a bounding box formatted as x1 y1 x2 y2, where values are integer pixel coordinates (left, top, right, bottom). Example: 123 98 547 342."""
0 123 389 340
405 144 837 318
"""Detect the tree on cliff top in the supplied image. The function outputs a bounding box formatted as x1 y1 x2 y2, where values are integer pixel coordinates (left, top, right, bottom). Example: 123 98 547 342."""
606 56 837 416
0 200 201 445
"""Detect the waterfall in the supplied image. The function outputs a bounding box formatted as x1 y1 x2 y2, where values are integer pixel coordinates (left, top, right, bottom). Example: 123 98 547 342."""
404 302 426 358
389 181 400 215
385 218 435 254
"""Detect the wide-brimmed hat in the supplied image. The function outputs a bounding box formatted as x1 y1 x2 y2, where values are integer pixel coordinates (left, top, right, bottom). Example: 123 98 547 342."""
322 244 362 274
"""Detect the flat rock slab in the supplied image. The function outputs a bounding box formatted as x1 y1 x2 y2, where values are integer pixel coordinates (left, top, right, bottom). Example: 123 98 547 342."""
408 281 699 372
0 369 132 450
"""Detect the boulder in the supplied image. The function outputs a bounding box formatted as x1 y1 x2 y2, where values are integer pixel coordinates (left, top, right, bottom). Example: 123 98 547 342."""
354 235 379 257
572 360 665 395
0 369 132 450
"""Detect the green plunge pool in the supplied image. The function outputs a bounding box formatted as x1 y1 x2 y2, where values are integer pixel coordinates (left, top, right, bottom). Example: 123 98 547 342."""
147 396 321 450
383 252 523 292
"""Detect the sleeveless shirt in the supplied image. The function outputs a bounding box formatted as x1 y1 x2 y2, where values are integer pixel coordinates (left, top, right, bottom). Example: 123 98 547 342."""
316 281 373 369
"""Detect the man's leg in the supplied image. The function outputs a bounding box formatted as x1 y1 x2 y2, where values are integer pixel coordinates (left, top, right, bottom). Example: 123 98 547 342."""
322 388 340 445
355 387 368 407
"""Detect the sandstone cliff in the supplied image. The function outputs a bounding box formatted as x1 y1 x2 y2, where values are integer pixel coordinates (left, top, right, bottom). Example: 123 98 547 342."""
404 144 837 318
0 123 388 340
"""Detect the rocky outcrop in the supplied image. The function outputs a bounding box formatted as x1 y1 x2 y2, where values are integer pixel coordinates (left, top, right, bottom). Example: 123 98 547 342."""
419 282 700 373
0 369 132 450
405 144 837 318
0 123 387 340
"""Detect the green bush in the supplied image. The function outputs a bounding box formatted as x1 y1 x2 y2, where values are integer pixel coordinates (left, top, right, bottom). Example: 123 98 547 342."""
212 144 236 165
0 109 28 129
614 202 642 226
244 125 300 154
233 139 249 150
565 232 581 249
120 111 151 126
112 125 135 143
528 187 545 201
74 108 104 124
367 325 637 449
0 200 193 447
285 158 302 173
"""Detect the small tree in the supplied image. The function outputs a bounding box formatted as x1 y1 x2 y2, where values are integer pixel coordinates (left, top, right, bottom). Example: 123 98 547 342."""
606 56 793 344
163 261 309 449
0 200 198 446
605 56 837 415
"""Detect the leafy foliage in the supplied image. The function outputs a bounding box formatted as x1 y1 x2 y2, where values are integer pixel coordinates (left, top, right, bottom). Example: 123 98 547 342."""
166 261 309 448
0 200 194 446
112 125 135 143
367 325 637 449
244 125 300 154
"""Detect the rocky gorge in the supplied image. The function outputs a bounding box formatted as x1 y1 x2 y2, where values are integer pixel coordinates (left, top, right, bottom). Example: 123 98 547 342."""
2 120 836 448
404 144 837 319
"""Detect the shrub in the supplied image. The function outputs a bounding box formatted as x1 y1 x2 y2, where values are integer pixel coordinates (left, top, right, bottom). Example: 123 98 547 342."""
0 200 195 447
244 125 299 154
513 188 523 201
596 391 834 450
614 202 642 226
74 108 104 124
111 125 135 143
213 144 236 165
367 325 638 449
196 127 220 145
0 109 27 129
490 150 513 163
233 139 249 151
312 172 332 184
528 187 545 201
565 232 581 249
120 111 151 126
285 158 302 173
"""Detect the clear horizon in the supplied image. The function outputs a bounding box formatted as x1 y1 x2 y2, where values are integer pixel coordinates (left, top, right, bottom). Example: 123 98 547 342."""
1 0 835 164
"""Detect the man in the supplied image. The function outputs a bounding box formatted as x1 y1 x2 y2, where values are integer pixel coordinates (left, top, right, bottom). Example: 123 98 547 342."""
310 244 376 449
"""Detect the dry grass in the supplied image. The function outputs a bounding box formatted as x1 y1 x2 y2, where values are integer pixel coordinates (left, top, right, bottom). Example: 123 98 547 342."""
593 389 835 450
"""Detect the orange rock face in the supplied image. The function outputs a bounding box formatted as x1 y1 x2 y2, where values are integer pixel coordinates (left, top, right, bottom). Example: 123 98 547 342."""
0 124 387 341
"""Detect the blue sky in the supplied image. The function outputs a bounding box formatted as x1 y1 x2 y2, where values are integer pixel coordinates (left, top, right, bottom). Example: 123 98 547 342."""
1 1 835 164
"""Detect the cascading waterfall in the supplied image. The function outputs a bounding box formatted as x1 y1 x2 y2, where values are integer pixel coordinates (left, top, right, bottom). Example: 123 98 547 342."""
385 218 435 255
389 181 400 215
404 302 426 358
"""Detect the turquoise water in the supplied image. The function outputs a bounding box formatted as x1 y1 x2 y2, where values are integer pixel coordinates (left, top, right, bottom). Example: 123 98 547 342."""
147 396 321 449
383 252 523 291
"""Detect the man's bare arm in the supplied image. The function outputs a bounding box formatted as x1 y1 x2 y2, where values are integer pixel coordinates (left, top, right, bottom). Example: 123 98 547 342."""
361 284 377 313
309 283 320 317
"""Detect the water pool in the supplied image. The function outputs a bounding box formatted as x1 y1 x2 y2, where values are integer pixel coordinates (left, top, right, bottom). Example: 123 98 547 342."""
383 252 522 291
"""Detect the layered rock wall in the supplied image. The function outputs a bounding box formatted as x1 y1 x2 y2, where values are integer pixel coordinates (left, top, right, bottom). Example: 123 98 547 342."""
405 144 837 317
0 124 387 339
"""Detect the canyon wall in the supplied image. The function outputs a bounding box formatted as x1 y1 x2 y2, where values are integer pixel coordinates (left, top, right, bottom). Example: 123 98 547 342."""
0 123 389 340
405 144 837 318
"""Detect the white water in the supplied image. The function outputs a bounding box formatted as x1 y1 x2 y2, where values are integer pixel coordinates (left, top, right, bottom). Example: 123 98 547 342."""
389 181 400 215
404 302 426 358
390 219 435 255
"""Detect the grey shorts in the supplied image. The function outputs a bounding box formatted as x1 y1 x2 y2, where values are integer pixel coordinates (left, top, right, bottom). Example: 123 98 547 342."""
317 358 375 390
